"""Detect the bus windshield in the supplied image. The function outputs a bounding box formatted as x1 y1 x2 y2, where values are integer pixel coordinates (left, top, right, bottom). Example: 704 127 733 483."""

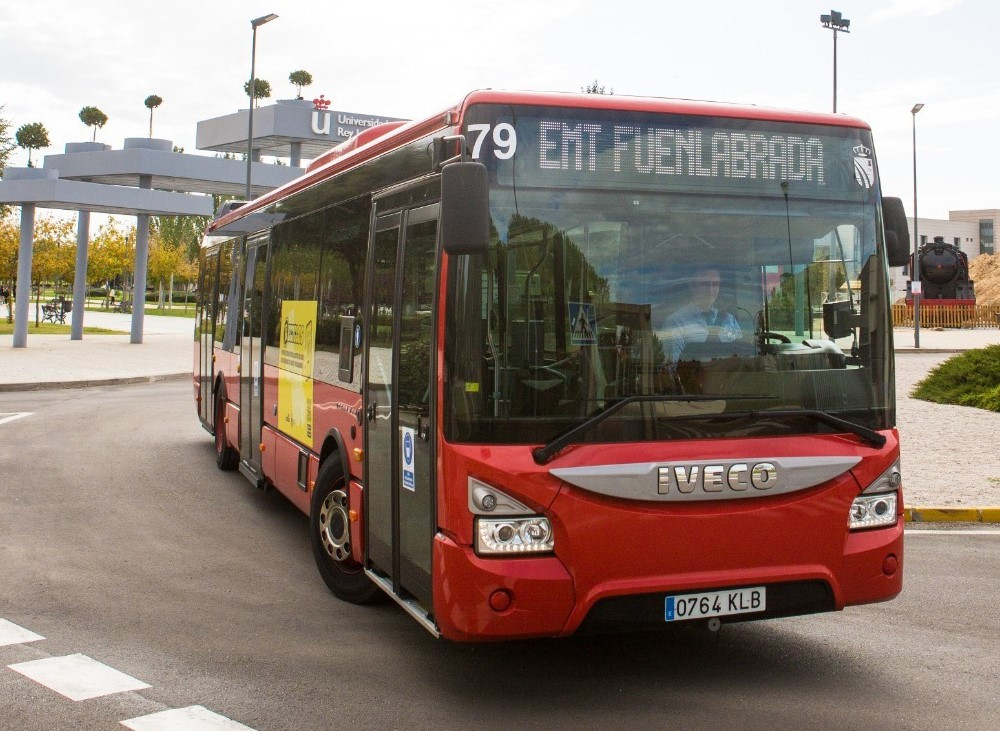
445 105 894 446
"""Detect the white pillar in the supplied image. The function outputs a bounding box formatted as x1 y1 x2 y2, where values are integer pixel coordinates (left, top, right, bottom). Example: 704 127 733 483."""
71 209 91 340
12 204 35 348
130 174 153 344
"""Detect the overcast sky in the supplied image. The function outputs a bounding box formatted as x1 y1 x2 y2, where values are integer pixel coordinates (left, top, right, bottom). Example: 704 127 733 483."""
1 0 997 219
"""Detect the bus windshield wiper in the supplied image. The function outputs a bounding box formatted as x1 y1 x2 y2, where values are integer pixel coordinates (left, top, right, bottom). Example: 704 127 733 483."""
532 394 768 465
532 401 884 465
726 409 887 449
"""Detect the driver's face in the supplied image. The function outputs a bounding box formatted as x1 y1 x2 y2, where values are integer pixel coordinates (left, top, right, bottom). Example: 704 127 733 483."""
690 271 721 310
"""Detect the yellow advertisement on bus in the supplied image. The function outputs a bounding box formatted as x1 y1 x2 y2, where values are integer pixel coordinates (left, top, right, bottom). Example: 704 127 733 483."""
278 300 317 444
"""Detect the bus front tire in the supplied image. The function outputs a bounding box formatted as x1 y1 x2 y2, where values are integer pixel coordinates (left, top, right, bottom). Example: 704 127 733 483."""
310 458 382 605
214 392 238 471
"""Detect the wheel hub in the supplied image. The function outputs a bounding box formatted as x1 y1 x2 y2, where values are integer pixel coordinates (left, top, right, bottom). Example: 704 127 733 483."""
318 489 351 562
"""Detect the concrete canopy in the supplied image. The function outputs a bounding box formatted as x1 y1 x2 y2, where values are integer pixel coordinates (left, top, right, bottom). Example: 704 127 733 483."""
43 138 301 198
0 175 213 216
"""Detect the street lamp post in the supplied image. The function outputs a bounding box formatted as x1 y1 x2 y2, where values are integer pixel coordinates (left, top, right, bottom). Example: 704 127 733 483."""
912 103 925 348
820 10 851 113
245 13 278 202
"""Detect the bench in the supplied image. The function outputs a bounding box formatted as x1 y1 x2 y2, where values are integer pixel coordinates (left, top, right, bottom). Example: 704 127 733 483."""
42 299 72 324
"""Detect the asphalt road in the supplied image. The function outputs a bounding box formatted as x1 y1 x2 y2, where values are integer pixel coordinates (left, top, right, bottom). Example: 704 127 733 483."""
1 383 998 730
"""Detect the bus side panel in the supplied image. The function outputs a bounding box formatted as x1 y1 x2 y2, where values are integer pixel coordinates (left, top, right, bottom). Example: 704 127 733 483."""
310 379 364 484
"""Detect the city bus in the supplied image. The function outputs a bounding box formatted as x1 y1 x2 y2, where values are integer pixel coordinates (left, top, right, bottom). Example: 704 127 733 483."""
194 90 911 641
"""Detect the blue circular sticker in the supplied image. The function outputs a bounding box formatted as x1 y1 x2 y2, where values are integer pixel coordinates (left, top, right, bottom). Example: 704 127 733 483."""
403 430 414 465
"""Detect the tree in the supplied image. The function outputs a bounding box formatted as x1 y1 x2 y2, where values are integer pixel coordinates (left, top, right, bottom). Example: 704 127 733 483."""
87 218 134 298
15 122 50 167
243 78 272 107
288 70 313 99
582 79 613 95
0 106 15 172
153 213 208 265
144 95 163 137
79 106 109 142
28 216 76 324
0 107 15 216
150 215 203 310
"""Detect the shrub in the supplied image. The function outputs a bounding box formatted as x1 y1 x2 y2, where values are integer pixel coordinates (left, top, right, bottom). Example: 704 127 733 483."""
912 345 1000 412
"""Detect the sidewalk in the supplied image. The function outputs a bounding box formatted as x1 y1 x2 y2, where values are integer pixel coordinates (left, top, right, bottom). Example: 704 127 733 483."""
2 316 998 522
0 309 192 390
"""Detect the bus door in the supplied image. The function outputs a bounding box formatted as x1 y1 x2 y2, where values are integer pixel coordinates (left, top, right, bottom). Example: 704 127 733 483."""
364 202 439 611
198 249 218 426
239 235 269 483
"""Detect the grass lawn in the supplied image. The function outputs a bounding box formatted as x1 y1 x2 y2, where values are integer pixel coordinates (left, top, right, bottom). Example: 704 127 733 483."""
0 321 123 336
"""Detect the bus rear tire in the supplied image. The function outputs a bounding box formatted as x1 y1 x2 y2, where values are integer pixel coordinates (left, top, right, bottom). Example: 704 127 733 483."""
214 390 238 471
310 457 382 605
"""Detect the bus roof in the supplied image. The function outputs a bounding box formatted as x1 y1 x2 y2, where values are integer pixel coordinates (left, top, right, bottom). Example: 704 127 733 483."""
208 89 871 234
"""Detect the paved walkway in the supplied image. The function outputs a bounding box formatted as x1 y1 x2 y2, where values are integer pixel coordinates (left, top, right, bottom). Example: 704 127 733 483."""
2 315 998 520
0 309 192 389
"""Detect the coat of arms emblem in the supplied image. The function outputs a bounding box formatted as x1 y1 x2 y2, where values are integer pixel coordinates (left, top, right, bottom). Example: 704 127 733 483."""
853 144 874 188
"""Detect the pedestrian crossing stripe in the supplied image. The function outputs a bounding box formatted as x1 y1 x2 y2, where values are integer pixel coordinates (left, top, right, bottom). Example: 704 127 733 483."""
122 705 258 730
8 653 151 701
0 412 32 426
0 618 44 646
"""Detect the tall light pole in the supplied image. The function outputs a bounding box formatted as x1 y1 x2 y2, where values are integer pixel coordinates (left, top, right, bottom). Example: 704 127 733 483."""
246 13 278 201
911 103 925 348
820 10 851 113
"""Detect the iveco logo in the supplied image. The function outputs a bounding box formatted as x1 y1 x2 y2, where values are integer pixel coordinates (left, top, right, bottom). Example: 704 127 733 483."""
657 463 778 494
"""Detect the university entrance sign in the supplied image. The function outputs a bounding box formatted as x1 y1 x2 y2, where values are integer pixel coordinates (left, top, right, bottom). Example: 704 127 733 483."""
196 96 407 164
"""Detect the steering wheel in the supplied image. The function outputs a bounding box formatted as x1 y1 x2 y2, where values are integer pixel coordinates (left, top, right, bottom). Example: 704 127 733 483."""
759 331 792 344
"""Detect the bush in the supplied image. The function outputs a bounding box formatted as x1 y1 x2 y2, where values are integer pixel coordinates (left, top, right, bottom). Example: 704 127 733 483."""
912 345 1000 412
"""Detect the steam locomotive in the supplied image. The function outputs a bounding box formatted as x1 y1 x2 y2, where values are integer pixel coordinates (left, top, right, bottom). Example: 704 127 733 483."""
905 236 976 305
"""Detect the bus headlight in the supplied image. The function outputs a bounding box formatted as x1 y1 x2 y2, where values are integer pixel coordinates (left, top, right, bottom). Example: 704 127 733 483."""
849 493 898 530
476 516 554 555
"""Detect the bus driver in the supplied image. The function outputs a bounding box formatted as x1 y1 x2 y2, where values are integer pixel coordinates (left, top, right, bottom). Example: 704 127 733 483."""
659 266 741 365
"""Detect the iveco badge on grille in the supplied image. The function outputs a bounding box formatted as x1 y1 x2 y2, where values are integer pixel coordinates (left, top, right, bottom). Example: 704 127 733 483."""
551 456 860 502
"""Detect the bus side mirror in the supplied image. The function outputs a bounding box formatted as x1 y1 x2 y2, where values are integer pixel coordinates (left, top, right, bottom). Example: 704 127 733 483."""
441 162 490 256
882 196 911 266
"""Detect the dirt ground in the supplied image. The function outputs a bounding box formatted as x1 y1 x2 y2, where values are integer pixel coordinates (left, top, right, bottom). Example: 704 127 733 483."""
970 252 1000 305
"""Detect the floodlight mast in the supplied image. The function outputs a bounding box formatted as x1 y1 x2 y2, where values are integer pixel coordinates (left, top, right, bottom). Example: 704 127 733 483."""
820 10 851 113
246 13 279 201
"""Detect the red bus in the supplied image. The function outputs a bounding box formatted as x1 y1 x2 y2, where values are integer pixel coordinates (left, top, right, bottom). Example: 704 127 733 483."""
195 90 911 641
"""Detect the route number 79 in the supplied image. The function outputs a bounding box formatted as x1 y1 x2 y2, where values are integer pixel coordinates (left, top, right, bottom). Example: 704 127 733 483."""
468 123 517 160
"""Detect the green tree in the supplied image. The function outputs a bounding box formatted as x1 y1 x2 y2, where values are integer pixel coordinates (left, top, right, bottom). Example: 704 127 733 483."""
288 70 313 99
28 216 76 324
79 106 108 142
153 213 208 265
244 78 272 107
0 106 15 172
144 95 163 137
582 79 613 95
87 218 135 304
15 122 50 167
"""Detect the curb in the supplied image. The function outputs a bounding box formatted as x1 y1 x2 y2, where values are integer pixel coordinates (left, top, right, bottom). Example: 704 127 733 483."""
904 506 1000 523
0 372 190 392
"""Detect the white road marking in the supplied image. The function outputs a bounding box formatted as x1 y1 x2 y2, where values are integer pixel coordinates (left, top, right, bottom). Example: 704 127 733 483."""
121 705 258 731
0 618 45 646
7 653 151 701
0 412 32 426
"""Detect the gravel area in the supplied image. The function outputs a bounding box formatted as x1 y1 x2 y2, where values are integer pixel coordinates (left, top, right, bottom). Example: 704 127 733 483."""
895 351 1000 507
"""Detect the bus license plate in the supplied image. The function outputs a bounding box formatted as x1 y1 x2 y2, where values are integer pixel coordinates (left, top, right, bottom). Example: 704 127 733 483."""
665 586 766 622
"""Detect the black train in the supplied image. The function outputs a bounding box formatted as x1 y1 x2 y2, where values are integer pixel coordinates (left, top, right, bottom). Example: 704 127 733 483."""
907 236 976 302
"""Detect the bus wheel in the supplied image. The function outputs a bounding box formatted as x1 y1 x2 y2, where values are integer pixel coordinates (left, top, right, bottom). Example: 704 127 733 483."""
214 391 238 471
310 458 381 604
